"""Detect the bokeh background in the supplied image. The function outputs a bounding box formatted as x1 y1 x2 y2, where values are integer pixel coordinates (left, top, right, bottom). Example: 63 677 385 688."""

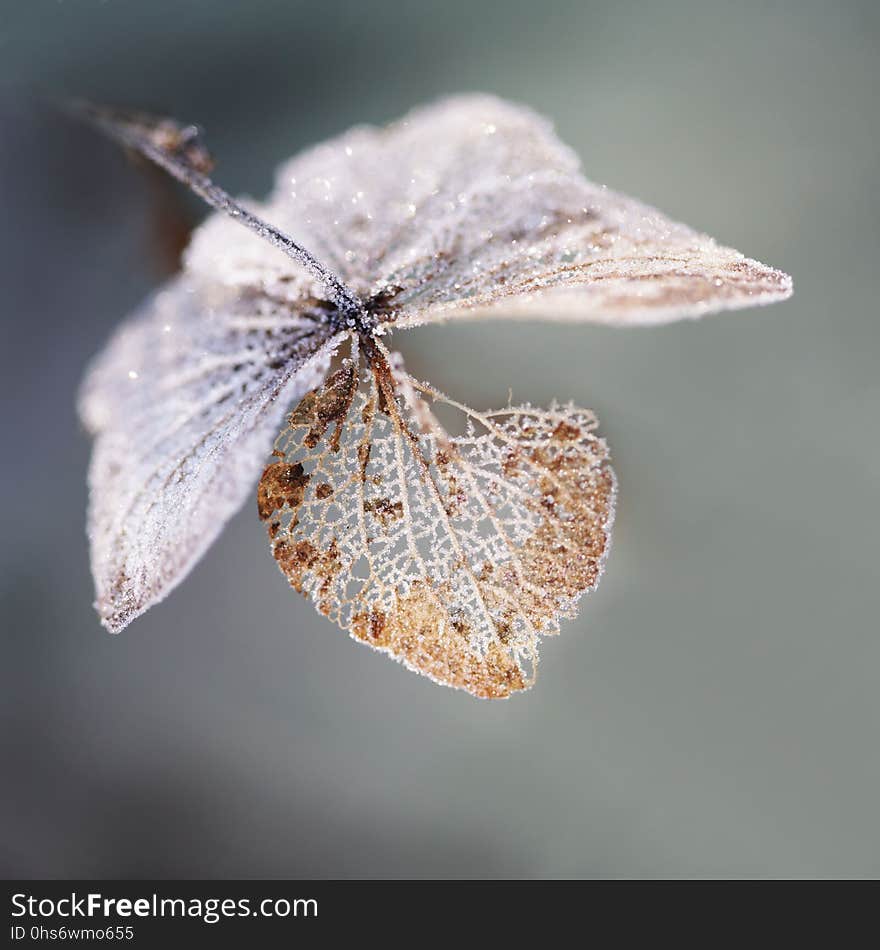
2 0 878 878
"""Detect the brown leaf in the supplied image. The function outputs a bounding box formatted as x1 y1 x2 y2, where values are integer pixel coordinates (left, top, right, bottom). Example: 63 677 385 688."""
259 338 615 698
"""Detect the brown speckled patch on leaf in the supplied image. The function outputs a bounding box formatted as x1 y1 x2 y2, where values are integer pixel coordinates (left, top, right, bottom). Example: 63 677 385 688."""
363 497 404 530
257 461 310 520
351 584 526 699
288 362 357 451
260 338 615 699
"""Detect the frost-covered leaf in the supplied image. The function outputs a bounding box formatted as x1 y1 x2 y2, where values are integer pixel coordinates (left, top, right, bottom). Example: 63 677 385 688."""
194 93 791 328
259 342 615 698
78 93 790 688
79 276 341 632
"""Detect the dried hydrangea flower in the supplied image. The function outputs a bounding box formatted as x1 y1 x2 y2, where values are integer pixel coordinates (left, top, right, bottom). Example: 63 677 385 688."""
77 95 792 698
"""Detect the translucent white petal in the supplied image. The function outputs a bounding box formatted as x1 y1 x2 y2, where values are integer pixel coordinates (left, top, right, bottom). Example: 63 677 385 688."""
80 276 341 631
185 94 791 326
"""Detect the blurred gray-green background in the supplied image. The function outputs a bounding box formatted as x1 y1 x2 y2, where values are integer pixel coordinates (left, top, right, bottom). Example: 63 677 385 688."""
1 0 878 878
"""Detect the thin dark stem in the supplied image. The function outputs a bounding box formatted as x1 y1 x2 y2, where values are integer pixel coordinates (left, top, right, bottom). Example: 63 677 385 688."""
69 100 365 320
